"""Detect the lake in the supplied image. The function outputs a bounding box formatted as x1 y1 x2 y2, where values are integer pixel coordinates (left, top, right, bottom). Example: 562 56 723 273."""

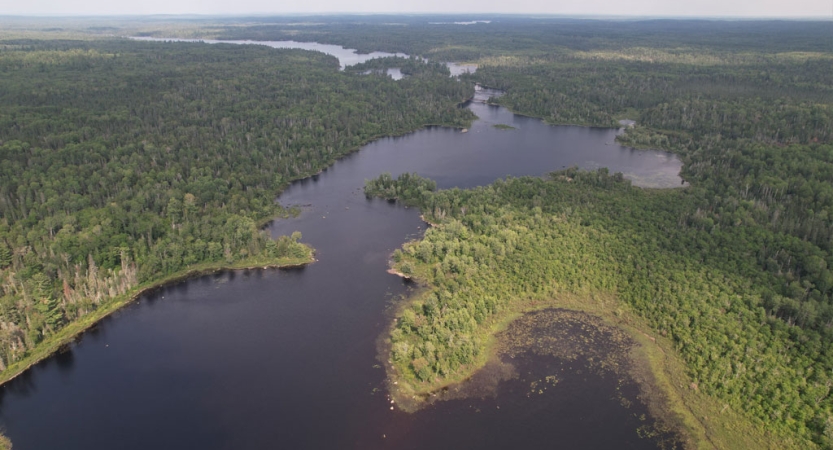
130 37 475 76
0 53 684 449
131 37 409 69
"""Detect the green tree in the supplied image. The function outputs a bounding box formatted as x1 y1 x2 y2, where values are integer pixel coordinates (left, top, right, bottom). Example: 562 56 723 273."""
0 244 10 269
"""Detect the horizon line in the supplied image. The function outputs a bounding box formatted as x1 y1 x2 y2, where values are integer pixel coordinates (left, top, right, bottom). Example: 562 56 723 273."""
0 12 831 20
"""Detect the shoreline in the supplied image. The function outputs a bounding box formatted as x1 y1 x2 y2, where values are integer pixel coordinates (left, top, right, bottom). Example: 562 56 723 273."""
418 214 440 228
479 87 622 129
386 268 412 279
0 250 315 388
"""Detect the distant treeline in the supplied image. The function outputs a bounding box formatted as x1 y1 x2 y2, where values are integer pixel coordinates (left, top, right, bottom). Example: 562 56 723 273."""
211 17 833 59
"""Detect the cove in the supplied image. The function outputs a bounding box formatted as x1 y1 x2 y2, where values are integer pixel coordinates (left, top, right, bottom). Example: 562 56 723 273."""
0 86 683 448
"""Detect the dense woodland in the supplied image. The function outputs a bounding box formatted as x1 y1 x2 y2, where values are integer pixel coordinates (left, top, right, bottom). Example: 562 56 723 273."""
0 38 474 372
369 167 833 448
470 53 833 340
470 56 833 330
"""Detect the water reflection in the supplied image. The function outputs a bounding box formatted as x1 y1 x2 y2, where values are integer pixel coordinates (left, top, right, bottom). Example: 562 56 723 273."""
54 347 76 374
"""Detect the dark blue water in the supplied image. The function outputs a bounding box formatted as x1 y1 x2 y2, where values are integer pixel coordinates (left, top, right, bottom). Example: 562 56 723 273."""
0 90 682 449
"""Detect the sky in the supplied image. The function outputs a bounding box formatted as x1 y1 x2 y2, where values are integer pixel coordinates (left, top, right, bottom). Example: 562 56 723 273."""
0 0 831 18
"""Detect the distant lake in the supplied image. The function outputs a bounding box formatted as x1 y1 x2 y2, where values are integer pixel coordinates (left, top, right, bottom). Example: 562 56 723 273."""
130 37 475 75
0 48 683 449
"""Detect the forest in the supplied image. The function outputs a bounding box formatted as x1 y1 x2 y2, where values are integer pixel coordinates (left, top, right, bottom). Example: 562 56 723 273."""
0 37 474 380
368 165 833 448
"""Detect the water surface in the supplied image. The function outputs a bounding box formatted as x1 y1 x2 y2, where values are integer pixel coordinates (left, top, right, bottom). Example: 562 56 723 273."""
132 37 409 69
446 62 477 76
130 37 475 75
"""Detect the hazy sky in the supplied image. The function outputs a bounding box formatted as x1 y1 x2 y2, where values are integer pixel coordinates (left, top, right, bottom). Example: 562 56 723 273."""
0 0 831 17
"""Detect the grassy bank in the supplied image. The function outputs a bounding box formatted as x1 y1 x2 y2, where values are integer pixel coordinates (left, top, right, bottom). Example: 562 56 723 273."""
0 245 314 388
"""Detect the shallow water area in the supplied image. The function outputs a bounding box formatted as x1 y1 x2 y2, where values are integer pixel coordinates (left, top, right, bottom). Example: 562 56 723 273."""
373 309 679 450
0 63 684 448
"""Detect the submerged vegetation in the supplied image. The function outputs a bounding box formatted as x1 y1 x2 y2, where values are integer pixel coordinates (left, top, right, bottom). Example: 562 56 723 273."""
494 309 684 449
